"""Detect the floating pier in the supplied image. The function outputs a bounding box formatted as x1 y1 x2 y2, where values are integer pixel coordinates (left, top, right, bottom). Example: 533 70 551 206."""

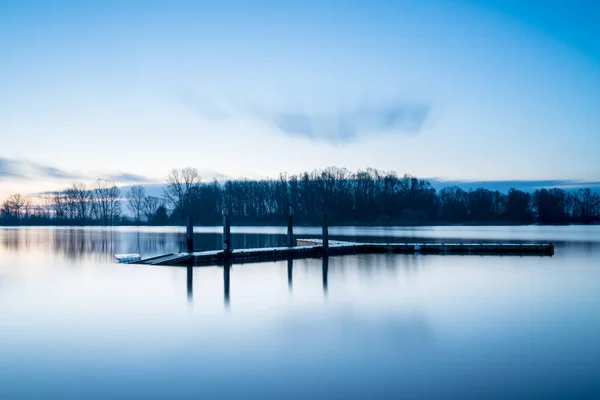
130 214 554 267
135 239 554 267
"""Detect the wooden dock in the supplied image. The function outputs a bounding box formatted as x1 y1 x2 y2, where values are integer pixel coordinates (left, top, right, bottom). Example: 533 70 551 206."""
134 239 554 267
129 216 554 267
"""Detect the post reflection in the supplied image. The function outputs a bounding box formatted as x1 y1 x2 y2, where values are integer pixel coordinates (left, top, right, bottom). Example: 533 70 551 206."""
322 255 329 296
287 258 293 291
186 266 193 302
224 260 231 309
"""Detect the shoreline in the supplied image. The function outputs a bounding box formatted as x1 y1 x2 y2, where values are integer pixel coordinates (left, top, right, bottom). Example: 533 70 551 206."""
1 221 598 228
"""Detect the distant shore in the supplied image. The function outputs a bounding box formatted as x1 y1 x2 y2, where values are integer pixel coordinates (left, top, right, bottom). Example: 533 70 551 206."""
2 167 599 227
1 221 598 228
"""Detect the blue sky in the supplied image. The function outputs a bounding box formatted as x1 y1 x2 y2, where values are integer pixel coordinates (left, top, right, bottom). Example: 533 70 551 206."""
0 0 599 197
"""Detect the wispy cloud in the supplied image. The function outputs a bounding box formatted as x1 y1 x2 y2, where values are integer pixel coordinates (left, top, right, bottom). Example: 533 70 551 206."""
105 173 154 184
0 156 155 184
31 163 84 180
177 90 431 143
0 157 82 180
0 157 24 178
265 103 431 143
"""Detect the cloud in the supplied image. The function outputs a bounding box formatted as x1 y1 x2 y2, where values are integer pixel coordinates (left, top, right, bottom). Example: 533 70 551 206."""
32 164 84 180
266 103 431 143
0 157 24 178
105 173 154 183
177 90 431 143
0 157 81 180
0 156 155 184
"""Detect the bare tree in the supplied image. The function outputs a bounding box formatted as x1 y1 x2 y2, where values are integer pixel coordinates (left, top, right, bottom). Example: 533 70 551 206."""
143 195 163 223
164 167 201 220
574 188 600 223
92 179 122 225
50 191 67 221
108 186 122 225
38 194 52 219
70 183 91 222
0 199 11 220
127 185 146 224
63 186 78 220
22 196 32 222
6 194 27 221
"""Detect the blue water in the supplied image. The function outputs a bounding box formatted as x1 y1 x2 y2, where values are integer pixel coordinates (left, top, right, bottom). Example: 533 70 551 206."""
1 226 599 399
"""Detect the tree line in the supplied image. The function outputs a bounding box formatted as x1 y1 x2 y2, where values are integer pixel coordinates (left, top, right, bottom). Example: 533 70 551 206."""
1 167 599 226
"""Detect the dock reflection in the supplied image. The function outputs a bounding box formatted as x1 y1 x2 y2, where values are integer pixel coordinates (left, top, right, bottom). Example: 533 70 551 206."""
184 262 231 308
183 256 331 306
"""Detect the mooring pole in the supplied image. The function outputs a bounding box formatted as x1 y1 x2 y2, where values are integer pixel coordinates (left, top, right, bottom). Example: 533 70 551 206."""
223 214 231 256
287 214 294 247
322 213 329 256
186 217 194 252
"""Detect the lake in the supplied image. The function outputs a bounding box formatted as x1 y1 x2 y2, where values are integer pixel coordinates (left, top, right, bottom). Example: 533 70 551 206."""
1 226 599 399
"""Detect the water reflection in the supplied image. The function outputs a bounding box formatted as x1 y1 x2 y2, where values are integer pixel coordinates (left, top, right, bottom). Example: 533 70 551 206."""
322 256 329 296
0 228 293 263
186 266 193 302
182 256 335 308
185 263 231 309
224 262 231 309
287 258 293 291
2 226 600 264
2 226 600 399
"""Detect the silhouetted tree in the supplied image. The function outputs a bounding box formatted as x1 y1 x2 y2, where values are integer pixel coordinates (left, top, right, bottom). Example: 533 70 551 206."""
49 190 67 222
533 188 570 224
439 186 469 222
572 188 600 223
22 196 32 223
143 196 163 223
164 168 201 222
152 205 169 225
505 189 533 223
66 183 91 222
1 167 598 227
92 179 121 226
127 185 146 224
468 189 496 221
4 194 27 223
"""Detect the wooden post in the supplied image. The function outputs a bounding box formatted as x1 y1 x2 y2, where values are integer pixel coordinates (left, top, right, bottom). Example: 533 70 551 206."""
287 215 294 247
322 213 329 256
223 214 231 255
186 217 194 252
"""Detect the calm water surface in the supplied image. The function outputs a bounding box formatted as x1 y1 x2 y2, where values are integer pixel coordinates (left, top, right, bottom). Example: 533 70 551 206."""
1 226 599 399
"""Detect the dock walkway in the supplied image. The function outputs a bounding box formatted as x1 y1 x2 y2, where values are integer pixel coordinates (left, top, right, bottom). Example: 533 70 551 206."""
134 239 554 267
